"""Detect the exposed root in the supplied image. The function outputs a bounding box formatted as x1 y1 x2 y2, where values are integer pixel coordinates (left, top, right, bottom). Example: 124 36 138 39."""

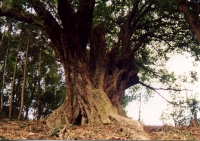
46 105 69 128
46 88 149 140
46 111 150 140
108 114 150 140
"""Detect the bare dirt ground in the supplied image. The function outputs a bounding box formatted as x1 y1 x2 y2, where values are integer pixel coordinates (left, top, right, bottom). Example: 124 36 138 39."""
0 118 200 140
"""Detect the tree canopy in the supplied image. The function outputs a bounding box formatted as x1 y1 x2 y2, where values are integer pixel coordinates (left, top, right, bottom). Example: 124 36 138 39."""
0 0 199 133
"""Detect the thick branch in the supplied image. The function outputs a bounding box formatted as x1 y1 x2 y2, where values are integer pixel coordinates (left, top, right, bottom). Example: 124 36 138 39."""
121 1 153 55
130 2 153 34
58 0 75 24
57 0 76 41
120 0 140 55
105 39 120 61
0 9 39 26
116 52 134 69
133 33 148 53
115 33 147 69
126 75 139 89
76 0 95 48
125 0 141 28
28 0 62 43
0 1 63 54
90 23 106 79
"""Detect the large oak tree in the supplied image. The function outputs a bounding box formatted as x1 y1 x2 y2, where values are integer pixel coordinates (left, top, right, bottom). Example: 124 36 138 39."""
0 0 199 130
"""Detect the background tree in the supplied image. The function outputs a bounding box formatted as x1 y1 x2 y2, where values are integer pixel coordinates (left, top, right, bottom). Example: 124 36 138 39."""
9 24 22 120
160 93 200 127
122 84 152 122
37 48 41 120
0 0 199 131
0 39 9 115
0 18 66 119
18 31 30 120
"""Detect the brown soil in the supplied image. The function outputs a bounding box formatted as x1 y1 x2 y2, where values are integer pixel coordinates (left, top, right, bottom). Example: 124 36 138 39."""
0 118 199 140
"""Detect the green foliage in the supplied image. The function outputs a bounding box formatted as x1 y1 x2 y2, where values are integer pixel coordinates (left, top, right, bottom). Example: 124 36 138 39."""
186 98 199 119
0 0 13 11
20 123 26 128
160 93 200 126
61 116 66 124
118 0 200 120
121 94 135 110
121 83 153 118
50 127 60 136
0 0 200 124
0 20 66 119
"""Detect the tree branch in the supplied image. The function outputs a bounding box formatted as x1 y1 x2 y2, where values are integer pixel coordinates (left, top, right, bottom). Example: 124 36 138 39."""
133 33 148 53
120 0 140 55
57 0 76 40
121 1 153 55
126 75 139 89
0 9 40 26
125 0 141 28
115 32 148 66
28 0 62 43
138 81 192 105
76 0 95 48
130 1 153 34
0 7 61 54
106 38 120 61
136 63 175 84
0 1 62 46
116 52 134 69
90 23 106 76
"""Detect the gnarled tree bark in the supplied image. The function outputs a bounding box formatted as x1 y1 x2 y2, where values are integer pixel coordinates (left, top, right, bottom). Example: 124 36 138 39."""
46 24 139 127
178 0 200 43
0 0 150 139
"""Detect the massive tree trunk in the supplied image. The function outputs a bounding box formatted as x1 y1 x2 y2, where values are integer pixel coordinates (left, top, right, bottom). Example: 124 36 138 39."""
0 0 149 139
47 54 139 127
46 24 139 128
43 0 141 128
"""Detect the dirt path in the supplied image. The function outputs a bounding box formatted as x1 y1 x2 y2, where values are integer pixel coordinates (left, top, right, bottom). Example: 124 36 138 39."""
0 119 199 140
